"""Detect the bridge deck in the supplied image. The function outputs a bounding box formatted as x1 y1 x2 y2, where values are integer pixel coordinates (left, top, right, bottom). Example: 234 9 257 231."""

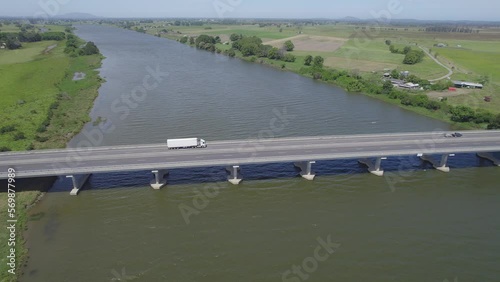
1 131 499 179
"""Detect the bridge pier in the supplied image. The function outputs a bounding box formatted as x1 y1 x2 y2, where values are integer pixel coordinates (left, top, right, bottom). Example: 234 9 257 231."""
67 174 91 196
477 152 500 166
226 166 242 185
150 170 168 190
359 157 386 176
294 161 316 180
420 154 452 172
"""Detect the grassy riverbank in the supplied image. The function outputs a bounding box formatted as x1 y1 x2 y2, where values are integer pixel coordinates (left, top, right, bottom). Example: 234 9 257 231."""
0 32 104 281
130 21 499 127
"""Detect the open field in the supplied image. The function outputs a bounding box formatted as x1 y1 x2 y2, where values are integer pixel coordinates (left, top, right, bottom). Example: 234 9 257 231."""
264 34 347 52
0 29 104 281
0 40 59 65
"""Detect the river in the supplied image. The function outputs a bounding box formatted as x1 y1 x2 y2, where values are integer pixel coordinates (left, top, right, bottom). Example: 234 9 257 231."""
21 25 499 282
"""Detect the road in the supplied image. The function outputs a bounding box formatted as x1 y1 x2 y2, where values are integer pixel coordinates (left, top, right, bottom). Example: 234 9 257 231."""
419 46 453 82
1 131 499 179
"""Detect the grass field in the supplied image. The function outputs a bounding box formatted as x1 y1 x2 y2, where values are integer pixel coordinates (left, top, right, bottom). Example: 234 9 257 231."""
0 40 59 65
0 33 104 282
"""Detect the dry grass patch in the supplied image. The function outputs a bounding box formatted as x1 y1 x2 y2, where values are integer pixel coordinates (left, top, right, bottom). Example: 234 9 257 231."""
325 56 398 72
264 35 348 52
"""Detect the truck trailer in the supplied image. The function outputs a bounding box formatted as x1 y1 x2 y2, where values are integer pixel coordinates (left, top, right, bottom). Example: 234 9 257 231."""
167 138 207 149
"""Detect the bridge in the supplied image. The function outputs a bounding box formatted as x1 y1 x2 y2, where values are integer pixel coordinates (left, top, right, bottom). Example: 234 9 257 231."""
1 130 499 195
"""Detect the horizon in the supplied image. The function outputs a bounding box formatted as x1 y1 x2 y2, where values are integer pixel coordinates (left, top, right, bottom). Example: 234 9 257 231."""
1 0 499 22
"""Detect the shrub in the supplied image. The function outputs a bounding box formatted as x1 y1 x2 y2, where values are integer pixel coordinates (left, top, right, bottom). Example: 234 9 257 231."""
13 132 26 141
0 125 16 134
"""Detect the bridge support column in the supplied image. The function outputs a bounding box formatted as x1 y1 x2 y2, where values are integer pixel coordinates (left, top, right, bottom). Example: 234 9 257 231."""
477 152 500 166
150 170 168 190
226 166 242 185
359 157 385 176
420 154 452 172
67 174 91 196
294 161 316 180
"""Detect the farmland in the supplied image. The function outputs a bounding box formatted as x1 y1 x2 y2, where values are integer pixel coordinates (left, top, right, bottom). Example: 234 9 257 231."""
0 25 104 281
130 20 499 120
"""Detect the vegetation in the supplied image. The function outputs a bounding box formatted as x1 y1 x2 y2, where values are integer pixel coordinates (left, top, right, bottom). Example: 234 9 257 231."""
0 25 104 281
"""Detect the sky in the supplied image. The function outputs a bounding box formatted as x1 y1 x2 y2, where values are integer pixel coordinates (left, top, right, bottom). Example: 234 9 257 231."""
1 0 498 21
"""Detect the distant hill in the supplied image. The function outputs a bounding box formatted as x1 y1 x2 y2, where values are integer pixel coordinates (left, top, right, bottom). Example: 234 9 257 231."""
55 13 98 19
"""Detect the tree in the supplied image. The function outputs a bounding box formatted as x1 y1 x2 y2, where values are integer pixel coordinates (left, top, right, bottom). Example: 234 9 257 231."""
41 31 66 41
179 36 188 44
240 43 259 56
227 49 236 57
313 56 324 68
284 40 295 51
195 34 215 46
268 47 280 59
304 55 313 66
258 44 273 57
385 39 392 45
230 33 241 41
282 53 296 62
487 114 500 129
403 46 412 54
189 37 195 45
6 38 22 50
390 69 400 79
403 50 424 65
80 41 100 55
449 106 476 123
382 80 394 94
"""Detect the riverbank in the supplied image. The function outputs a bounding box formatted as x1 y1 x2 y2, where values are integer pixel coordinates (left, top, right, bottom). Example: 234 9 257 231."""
158 34 488 130
0 32 104 281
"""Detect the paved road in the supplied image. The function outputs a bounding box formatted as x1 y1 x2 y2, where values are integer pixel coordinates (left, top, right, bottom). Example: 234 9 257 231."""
1 131 499 179
419 46 453 82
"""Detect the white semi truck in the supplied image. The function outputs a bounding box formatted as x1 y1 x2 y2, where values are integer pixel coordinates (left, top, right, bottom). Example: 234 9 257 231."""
167 138 207 149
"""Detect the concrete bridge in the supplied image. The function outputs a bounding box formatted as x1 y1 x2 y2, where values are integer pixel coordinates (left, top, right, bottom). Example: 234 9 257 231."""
1 131 499 195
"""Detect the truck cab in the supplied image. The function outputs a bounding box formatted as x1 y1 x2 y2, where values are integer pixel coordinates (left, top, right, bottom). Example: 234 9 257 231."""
200 139 207 148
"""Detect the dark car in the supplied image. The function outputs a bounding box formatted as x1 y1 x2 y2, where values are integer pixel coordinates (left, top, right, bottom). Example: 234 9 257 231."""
444 132 463 138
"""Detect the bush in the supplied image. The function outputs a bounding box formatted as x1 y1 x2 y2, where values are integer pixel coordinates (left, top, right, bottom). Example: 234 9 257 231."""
403 50 425 65
282 53 296 62
487 114 500 129
35 135 49 142
41 31 66 41
304 55 313 66
449 106 476 123
313 56 324 68
0 146 11 152
0 125 16 134
80 41 100 56
37 125 47 133
13 132 26 141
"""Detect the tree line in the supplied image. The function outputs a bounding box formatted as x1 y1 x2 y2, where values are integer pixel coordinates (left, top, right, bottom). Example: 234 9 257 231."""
386 41 425 65
298 62 499 129
64 34 100 57
425 26 479 33
0 31 66 50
